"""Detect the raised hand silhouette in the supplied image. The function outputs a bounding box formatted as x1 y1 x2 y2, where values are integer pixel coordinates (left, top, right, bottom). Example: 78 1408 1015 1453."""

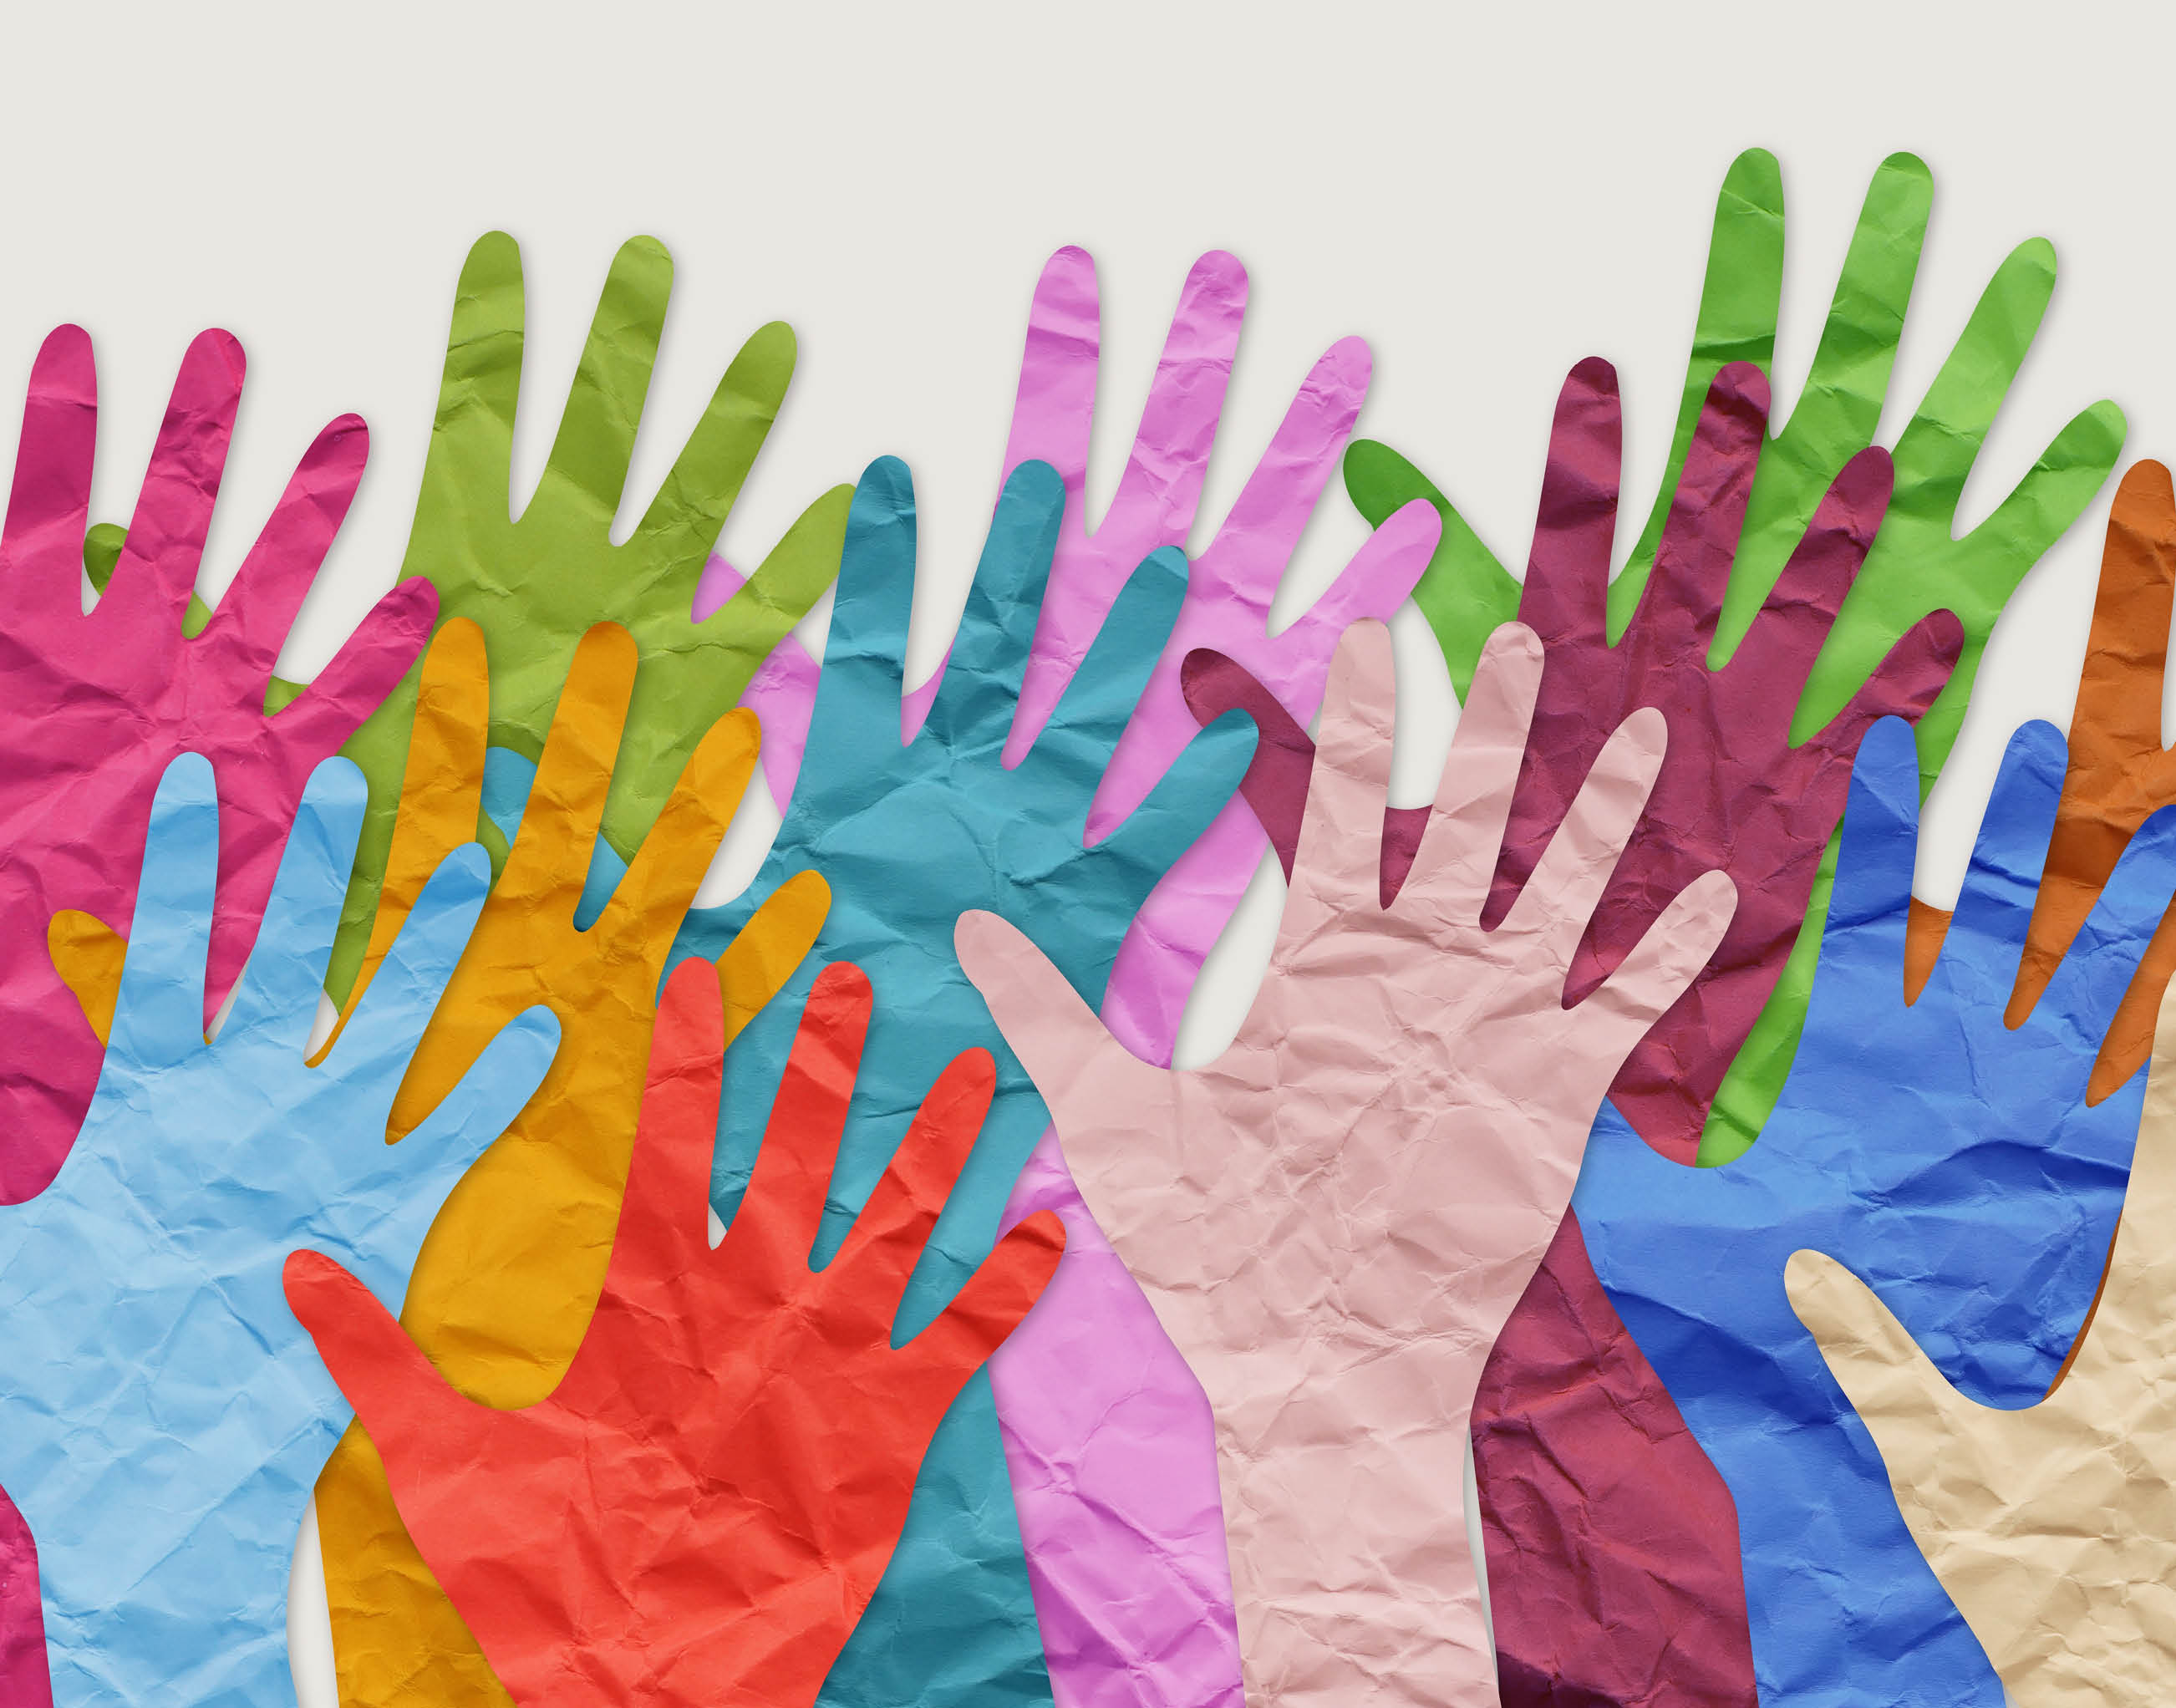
1579 717 2176 1705
965 620 1735 1707
0 752 557 1706
291 958 1064 1708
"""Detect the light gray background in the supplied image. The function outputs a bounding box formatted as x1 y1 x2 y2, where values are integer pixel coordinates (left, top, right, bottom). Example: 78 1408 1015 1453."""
0 1 2161 1697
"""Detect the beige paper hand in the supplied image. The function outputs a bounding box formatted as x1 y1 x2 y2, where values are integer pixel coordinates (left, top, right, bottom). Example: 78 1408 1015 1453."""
958 618 1736 1708
1787 972 2176 1708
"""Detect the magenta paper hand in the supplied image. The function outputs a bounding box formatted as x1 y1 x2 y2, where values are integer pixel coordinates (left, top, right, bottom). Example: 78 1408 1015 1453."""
0 326 430 1202
963 620 1736 1708
970 249 1436 1708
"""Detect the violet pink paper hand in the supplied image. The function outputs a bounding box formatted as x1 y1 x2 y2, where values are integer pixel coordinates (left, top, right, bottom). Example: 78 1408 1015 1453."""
961 620 1736 1708
0 326 430 1202
966 249 1436 1708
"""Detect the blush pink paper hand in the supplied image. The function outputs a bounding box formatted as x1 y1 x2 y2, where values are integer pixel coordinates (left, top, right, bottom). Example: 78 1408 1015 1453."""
1176 366 1958 1707
0 326 430 1201
961 620 1736 1708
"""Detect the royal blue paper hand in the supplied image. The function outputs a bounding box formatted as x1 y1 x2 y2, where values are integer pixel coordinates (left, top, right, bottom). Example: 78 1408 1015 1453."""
1574 716 2176 1708
669 455 1256 1708
0 753 558 1708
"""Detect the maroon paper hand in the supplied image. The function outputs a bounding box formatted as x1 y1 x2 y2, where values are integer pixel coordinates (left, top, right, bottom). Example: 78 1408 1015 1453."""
0 325 430 1200
1192 357 1961 1162
288 958 1066 1708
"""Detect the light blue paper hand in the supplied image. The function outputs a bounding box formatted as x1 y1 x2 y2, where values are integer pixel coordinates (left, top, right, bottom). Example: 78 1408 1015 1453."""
667 455 1256 1708
1573 716 2176 1708
0 753 559 1708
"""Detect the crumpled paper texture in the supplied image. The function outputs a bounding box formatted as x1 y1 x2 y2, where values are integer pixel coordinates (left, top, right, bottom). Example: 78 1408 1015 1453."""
1182 645 1759 1706
49 618 829 1707
669 455 1256 1708
1791 965 2176 1707
1447 357 1955 1163
1341 149 2125 1171
289 958 1065 1708
317 232 852 999
979 247 1436 1708
1183 648 1758 1696
0 324 430 1202
965 620 1735 1708
416 257 1431 1708
1191 355 1957 1701
1575 717 2176 1705
0 751 557 1707
312 623 827 1708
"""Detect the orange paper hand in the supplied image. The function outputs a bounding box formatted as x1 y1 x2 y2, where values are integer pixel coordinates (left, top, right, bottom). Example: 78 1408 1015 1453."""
289 958 1066 1708
1902 460 2176 1095
958 619 1736 1707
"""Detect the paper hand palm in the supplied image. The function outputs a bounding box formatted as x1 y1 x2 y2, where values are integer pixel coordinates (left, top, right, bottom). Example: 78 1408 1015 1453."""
0 753 557 1708
290 958 1064 1708
668 454 1254 1708
1575 716 2176 1707
963 620 1736 1708
1792 972 2176 1707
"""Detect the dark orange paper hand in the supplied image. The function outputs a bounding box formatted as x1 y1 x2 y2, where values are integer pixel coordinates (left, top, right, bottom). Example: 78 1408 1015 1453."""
1902 460 2176 1100
287 958 1066 1708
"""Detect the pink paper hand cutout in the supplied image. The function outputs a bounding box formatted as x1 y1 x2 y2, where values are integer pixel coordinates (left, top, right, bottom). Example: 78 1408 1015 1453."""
0 325 431 1201
1177 674 1759 1705
997 246 1437 1055
1180 354 1963 1706
962 620 1736 1708
963 248 1437 1708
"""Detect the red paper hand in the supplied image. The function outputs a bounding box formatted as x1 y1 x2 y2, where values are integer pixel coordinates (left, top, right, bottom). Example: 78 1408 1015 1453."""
287 958 1065 1708
0 326 430 1200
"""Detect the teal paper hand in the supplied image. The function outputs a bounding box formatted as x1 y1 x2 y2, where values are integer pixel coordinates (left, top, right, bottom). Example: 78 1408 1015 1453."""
669 455 1256 1708
0 753 559 1708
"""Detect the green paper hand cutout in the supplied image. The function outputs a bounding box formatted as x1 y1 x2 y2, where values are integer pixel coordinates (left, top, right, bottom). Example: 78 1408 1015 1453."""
87 240 855 1005
1346 150 2123 1160
316 234 853 1000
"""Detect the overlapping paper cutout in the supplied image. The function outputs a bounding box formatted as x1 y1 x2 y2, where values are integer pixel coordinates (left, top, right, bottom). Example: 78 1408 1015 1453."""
3 185 2168 1708
1791 968 2176 1707
0 327 430 1203
291 958 1065 1708
965 619 1733 1705
0 752 557 1705
1575 717 2176 1704
668 453 1257 1708
301 235 852 1001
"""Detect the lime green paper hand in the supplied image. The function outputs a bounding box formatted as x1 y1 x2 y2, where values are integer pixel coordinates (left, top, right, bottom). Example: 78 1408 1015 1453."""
1349 150 2118 741
326 233 854 998
1348 151 2123 1161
